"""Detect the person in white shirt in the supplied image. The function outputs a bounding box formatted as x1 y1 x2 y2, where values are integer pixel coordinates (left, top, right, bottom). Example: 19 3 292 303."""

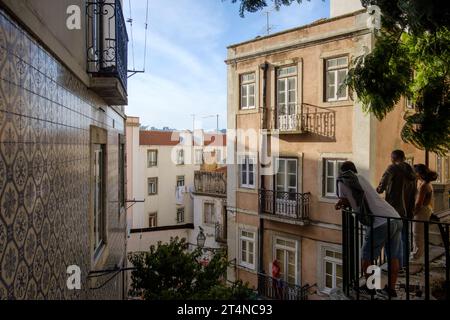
335 161 402 297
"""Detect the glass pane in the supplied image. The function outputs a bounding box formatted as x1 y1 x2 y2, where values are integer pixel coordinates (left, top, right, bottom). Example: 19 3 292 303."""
288 91 296 104
326 71 335 100
249 172 254 186
335 252 342 260
287 160 297 175
249 253 254 264
325 275 333 288
278 79 285 92
327 58 337 69
326 178 335 193
326 261 333 274
337 69 348 98
289 175 296 188
249 241 254 253
336 264 342 277
325 250 334 257
241 166 247 185
327 161 335 177
241 85 247 98
288 78 296 90
337 57 348 67
249 84 255 95
249 96 255 107
277 174 285 189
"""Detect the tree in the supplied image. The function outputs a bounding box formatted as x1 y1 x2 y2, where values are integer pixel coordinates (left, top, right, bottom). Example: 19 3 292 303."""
230 0 450 160
128 237 256 300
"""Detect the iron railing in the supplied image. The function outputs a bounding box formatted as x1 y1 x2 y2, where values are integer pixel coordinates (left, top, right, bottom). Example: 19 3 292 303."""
259 189 310 221
86 0 128 91
257 273 309 300
272 103 336 138
194 171 227 196
342 209 450 300
215 222 227 243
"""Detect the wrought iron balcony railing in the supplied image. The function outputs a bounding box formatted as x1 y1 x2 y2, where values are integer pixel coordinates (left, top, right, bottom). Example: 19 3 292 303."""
271 103 336 139
258 189 310 222
215 222 227 243
86 0 128 103
341 209 450 300
194 171 226 196
257 273 309 300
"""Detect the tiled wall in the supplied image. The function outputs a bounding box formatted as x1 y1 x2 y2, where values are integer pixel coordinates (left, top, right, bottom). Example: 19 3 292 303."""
0 9 127 299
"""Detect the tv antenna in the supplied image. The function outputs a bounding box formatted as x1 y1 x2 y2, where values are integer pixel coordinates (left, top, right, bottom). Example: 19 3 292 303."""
262 8 276 35
127 0 150 78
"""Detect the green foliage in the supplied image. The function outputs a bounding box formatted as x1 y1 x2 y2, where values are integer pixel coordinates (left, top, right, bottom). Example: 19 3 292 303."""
128 237 255 300
228 0 323 17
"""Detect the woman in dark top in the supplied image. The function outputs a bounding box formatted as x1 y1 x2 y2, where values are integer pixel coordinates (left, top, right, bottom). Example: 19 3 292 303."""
411 164 438 264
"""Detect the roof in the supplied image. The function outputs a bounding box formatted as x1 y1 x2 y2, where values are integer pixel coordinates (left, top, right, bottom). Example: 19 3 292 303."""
139 130 226 147
139 131 181 146
226 9 365 49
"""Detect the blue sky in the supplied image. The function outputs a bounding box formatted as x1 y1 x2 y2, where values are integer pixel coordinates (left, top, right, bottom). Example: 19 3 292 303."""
124 0 330 131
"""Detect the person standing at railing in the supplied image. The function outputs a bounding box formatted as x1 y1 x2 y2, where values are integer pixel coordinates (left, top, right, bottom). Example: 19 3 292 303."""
410 164 438 266
335 161 402 298
376 150 417 270
272 259 283 299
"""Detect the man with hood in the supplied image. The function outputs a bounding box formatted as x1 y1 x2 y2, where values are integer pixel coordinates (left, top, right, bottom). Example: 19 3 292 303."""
377 150 416 269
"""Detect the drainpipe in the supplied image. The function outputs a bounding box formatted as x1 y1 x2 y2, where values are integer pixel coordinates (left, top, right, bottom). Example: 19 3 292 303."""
259 62 269 276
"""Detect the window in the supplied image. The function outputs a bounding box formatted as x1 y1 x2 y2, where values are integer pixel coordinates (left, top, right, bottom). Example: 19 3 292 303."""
147 150 157 167
276 158 297 194
148 177 158 195
194 149 203 165
149 212 157 228
118 135 125 209
240 73 256 109
177 175 185 187
239 155 256 189
93 144 106 255
204 202 215 225
176 207 185 223
436 156 450 183
323 249 343 292
277 66 297 118
177 149 185 165
325 56 348 102
274 237 297 284
239 229 256 269
324 159 346 197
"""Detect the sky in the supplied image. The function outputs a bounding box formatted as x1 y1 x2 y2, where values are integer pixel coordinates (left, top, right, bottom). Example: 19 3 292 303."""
123 0 330 131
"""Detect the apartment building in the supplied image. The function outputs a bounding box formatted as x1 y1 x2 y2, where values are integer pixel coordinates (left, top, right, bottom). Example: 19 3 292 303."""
126 117 226 252
0 0 128 299
224 1 446 299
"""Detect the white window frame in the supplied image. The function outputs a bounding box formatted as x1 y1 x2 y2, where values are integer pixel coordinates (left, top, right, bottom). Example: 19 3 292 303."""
239 229 256 270
148 177 158 195
324 159 346 198
194 148 203 165
276 158 298 193
276 66 298 116
149 212 157 228
240 72 256 110
239 154 256 189
273 236 298 285
318 244 343 294
203 202 215 225
176 207 185 223
176 149 185 165
177 175 185 187
325 56 348 102
147 149 157 167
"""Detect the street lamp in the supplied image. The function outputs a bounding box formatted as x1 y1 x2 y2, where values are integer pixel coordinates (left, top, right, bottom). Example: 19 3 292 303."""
196 226 206 248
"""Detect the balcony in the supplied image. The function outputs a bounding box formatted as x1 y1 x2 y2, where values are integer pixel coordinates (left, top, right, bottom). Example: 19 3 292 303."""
258 189 310 225
269 103 336 139
87 0 128 105
257 273 310 300
194 171 226 196
215 222 227 243
341 209 450 300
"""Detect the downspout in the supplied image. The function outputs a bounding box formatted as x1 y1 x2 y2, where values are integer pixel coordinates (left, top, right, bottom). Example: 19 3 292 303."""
259 62 269 276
